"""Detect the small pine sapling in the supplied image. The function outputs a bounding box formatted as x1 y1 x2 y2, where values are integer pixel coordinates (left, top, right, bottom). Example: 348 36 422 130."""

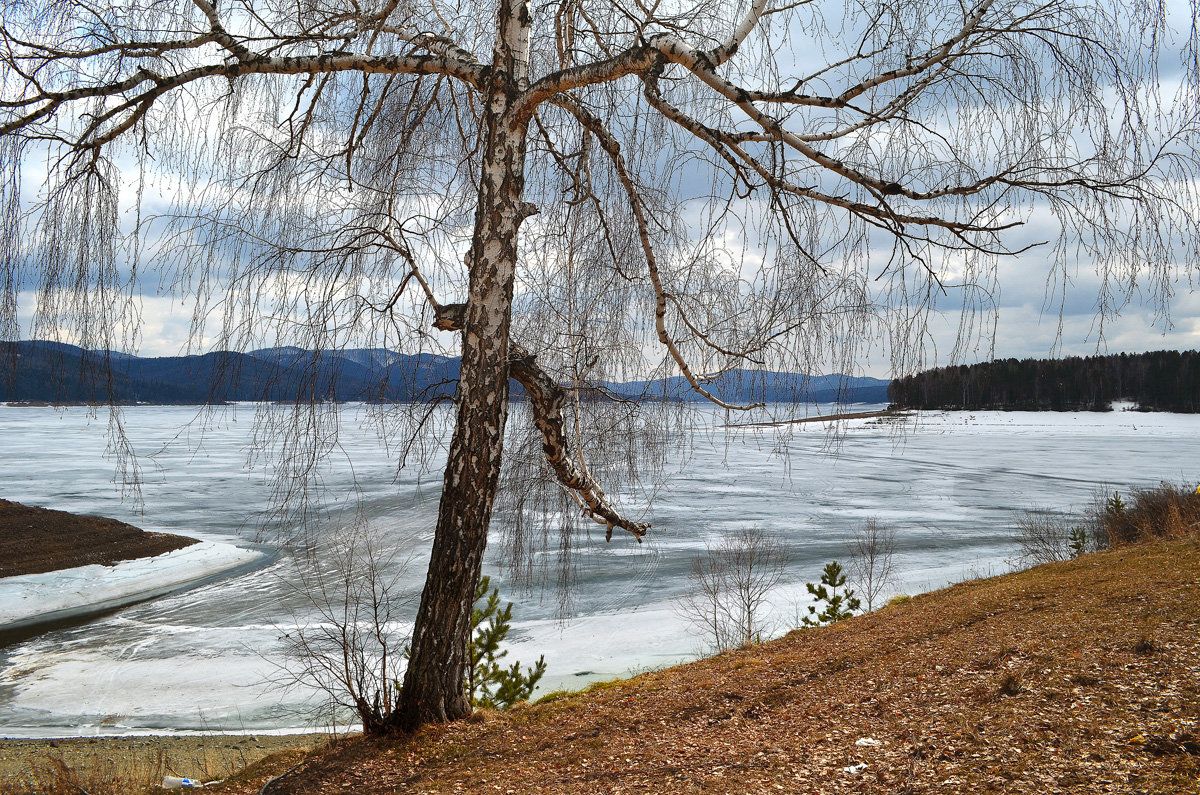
467 576 546 709
802 561 861 626
1107 491 1127 515
1068 525 1089 558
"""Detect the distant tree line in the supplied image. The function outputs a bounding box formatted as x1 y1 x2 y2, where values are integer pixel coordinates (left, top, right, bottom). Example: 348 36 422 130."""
888 350 1200 413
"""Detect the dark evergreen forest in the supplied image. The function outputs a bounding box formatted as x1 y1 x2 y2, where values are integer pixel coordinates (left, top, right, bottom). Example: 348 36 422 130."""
888 350 1200 412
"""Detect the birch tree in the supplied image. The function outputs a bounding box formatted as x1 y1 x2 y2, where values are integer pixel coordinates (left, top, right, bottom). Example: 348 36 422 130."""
2 0 1198 730
676 527 789 651
847 517 896 611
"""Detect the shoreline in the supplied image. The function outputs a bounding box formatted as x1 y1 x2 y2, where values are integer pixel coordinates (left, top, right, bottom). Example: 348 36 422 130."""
240 537 1200 793
0 733 328 789
727 407 909 426
4 520 1196 791
0 499 198 578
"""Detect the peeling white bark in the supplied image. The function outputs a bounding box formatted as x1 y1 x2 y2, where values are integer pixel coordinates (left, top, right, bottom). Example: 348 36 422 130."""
397 0 536 729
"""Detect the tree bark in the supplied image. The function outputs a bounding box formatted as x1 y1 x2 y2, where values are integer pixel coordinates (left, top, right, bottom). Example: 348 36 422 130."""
396 11 531 728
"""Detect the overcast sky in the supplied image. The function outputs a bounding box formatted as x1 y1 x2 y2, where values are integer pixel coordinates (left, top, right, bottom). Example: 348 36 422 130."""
17 224 1194 380
9 0 1199 379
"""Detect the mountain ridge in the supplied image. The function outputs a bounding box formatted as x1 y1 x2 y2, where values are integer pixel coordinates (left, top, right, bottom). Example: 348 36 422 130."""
0 340 890 405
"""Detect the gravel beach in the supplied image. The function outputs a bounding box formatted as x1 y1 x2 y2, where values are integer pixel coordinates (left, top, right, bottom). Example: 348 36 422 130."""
0 733 328 790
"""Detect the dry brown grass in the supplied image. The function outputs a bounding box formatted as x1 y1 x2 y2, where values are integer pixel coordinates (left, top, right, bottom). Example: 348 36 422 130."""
208 535 1200 795
10 745 225 795
1099 483 1200 546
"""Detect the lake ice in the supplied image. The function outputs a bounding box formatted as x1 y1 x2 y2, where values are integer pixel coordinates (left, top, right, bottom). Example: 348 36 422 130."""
0 403 1196 736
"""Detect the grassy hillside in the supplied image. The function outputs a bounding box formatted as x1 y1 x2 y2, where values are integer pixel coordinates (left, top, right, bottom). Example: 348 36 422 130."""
200 536 1200 794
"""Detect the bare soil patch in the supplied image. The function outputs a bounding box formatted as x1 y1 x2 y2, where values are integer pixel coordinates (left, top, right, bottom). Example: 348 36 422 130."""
0 499 197 578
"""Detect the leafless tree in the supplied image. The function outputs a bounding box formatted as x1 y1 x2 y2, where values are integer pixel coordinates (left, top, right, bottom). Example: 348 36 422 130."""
1011 510 1077 566
2 0 1198 730
272 526 413 735
676 527 789 651
846 517 896 611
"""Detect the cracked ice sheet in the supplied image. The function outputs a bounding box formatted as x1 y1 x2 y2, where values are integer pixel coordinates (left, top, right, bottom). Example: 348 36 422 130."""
0 542 266 631
2 403 1199 734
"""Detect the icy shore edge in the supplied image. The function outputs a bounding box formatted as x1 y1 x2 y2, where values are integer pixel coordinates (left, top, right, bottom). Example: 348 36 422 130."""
0 542 265 631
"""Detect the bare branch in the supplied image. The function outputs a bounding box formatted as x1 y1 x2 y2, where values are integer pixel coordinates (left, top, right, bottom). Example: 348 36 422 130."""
432 301 649 541
554 93 765 410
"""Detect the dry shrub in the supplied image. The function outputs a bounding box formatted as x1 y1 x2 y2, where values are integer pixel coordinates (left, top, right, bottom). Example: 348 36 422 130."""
1012 511 1084 566
997 672 1024 697
1016 482 1200 568
1094 483 1200 547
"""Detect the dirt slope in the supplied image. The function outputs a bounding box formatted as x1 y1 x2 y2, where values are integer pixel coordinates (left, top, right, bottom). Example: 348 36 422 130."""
216 538 1200 794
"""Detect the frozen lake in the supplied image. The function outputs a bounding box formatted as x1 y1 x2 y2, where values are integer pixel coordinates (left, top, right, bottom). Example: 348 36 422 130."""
1 402 1196 737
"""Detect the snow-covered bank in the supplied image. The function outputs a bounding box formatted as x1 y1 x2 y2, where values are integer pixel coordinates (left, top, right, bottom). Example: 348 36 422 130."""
0 542 266 632
849 407 1196 436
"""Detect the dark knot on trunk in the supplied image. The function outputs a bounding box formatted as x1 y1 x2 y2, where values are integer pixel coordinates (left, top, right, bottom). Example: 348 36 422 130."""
433 302 467 331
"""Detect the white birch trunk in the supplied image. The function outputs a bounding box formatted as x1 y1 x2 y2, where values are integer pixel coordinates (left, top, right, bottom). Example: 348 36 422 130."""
396 0 533 730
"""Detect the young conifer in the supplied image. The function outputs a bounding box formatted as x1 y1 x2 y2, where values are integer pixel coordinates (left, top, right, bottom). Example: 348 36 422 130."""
467 576 547 709
802 561 862 627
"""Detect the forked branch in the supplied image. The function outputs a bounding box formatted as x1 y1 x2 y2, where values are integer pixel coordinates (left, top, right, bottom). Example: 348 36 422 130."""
433 302 648 541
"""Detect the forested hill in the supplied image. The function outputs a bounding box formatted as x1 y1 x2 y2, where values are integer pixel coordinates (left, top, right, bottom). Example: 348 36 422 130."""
0 341 462 404
0 340 890 405
888 350 1200 412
